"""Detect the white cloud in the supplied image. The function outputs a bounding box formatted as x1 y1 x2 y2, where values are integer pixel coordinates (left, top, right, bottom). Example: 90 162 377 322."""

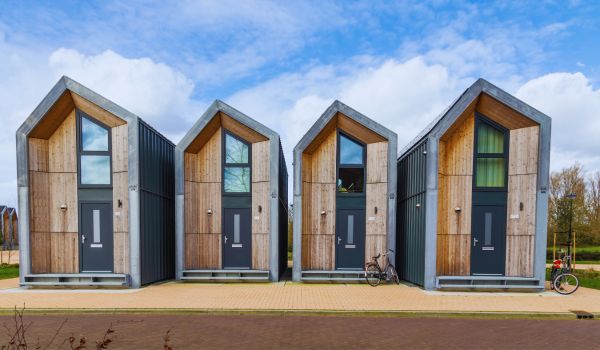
0 42 202 208
227 56 471 180
48 48 201 135
516 72 600 173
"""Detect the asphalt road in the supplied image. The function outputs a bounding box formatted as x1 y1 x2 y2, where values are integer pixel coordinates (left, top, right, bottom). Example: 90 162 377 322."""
1 313 599 349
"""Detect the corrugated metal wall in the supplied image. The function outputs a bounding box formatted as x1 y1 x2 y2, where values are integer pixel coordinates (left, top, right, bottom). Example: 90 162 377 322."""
138 119 175 285
277 141 289 278
397 140 427 286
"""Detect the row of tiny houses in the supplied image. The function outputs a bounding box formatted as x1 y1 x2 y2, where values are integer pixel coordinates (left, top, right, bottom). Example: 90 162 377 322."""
17 77 551 290
1 206 18 249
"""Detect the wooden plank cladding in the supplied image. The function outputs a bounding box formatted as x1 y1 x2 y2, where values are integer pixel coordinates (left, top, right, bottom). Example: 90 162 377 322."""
504 126 539 277
251 140 271 269
437 114 474 276
301 128 336 270
184 127 222 269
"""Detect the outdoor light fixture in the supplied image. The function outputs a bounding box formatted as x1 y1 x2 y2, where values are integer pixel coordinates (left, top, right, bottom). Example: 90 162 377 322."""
416 203 421 208
258 205 262 213
207 209 213 215
118 199 123 208
320 210 326 216
454 207 461 212
374 206 378 214
60 204 67 212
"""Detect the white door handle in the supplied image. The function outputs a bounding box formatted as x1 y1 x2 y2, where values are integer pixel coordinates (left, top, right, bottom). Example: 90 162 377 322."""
82 235 86 244
224 236 228 244
473 238 478 247
337 236 341 245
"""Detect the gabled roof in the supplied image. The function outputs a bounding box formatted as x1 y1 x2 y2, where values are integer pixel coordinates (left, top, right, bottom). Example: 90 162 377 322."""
399 78 552 157
0 206 6 214
176 100 279 151
17 76 139 138
7 208 16 219
294 100 397 152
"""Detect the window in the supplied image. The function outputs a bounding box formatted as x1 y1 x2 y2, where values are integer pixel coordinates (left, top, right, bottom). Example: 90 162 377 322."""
337 133 365 194
474 116 508 189
78 113 111 186
223 132 251 193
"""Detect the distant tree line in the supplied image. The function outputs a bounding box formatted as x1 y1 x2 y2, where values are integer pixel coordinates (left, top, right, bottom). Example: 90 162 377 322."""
549 163 600 246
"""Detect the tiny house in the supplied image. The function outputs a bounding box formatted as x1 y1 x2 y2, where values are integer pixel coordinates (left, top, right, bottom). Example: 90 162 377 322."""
175 101 288 282
16 76 175 288
1 207 18 249
8 208 18 249
397 79 551 290
292 101 398 282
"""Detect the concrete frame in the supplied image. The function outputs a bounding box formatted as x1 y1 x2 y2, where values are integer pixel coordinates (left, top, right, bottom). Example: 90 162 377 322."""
175 100 283 281
399 78 551 290
292 100 398 282
16 76 143 288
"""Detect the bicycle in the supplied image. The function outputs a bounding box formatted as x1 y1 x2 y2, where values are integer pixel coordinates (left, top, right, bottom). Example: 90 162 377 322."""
364 249 399 287
550 251 579 295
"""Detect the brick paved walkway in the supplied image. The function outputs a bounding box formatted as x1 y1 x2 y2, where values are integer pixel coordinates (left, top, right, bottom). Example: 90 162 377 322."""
1 278 599 314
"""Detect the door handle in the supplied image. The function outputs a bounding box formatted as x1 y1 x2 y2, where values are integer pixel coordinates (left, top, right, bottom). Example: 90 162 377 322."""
82 234 86 244
473 238 478 247
224 236 228 244
337 236 341 245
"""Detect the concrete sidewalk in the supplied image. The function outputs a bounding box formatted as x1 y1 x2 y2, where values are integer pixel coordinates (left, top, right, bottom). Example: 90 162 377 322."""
0 278 599 315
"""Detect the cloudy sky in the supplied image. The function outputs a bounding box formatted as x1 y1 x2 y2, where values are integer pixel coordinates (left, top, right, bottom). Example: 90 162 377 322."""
1 1 600 207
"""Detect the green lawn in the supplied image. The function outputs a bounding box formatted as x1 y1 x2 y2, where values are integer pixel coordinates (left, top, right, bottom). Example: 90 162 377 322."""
0 264 19 280
546 267 600 290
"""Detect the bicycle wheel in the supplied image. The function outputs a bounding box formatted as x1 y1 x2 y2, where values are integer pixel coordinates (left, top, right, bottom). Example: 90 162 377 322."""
388 265 400 285
553 273 579 295
365 264 381 287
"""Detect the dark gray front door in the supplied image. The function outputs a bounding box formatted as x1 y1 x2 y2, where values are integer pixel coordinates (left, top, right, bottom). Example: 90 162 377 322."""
80 202 113 272
222 208 252 269
471 205 506 275
335 209 365 269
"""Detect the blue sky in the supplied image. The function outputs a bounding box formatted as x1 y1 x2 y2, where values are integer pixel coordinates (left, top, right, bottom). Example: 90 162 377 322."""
1 1 600 207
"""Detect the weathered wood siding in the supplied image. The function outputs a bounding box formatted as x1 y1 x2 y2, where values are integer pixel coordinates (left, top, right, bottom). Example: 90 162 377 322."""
437 114 474 276
112 124 129 274
301 129 336 270
505 126 539 277
365 141 388 260
252 140 270 270
184 128 222 269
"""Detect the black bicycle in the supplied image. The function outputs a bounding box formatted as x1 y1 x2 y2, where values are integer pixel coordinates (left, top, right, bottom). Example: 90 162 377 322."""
365 249 399 287
550 252 579 295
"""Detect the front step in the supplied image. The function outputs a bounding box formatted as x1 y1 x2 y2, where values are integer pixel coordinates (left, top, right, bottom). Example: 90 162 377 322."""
23 274 131 288
181 270 270 282
436 276 543 291
301 270 365 282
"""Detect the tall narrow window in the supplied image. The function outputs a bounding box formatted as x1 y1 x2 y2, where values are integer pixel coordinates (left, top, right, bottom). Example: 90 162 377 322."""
337 133 365 193
78 112 111 186
474 116 508 189
223 132 251 193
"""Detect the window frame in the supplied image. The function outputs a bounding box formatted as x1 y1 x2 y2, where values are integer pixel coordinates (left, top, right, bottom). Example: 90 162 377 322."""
336 130 366 196
472 113 509 191
76 110 113 188
221 129 252 195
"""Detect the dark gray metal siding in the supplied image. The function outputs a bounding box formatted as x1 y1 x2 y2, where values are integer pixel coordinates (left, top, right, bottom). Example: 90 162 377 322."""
277 141 289 278
138 119 175 285
397 141 427 286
